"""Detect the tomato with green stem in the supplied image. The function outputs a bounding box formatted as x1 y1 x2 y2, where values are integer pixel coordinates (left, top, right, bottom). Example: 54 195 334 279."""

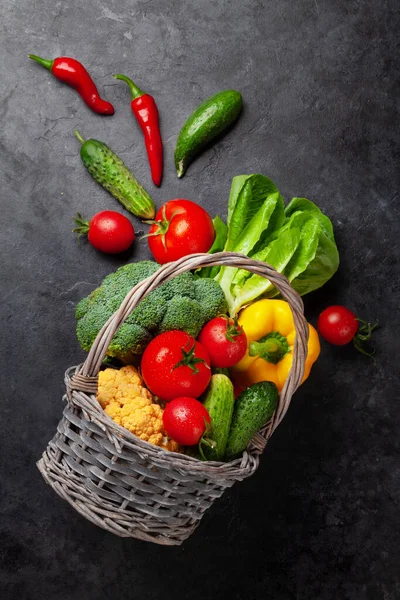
73 210 135 254
317 305 378 358
141 330 211 401
144 199 215 264
198 316 247 368
162 397 212 446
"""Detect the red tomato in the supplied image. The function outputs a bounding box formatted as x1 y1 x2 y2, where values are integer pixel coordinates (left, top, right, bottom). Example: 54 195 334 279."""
141 330 211 401
74 210 135 254
162 397 211 445
317 305 359 345
147 199 215 264
198 316 247 368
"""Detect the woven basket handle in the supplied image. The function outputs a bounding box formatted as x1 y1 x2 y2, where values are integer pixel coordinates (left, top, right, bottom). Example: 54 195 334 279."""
75 252 309 434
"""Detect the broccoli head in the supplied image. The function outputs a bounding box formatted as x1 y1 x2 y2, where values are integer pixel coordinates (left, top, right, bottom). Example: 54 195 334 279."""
75 260 228 361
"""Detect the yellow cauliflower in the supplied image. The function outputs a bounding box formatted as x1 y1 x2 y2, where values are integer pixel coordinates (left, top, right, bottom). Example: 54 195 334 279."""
97 365 179 452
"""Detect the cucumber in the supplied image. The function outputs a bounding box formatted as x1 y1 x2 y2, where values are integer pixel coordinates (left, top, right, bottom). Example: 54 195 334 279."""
74 131 155 219
174 90 242 178
201 374 235 461
225 381 279 461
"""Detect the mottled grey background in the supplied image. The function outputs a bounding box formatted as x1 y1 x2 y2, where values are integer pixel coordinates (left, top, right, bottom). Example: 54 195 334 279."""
1 1 399 599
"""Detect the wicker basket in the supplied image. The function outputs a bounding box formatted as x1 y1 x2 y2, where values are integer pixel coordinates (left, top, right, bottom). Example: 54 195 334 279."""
37 252 309 545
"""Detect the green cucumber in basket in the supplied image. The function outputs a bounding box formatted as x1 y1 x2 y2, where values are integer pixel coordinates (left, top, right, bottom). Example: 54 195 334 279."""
225 381 279 461
74 130 155 219
174 90 243 177
201 374 235 461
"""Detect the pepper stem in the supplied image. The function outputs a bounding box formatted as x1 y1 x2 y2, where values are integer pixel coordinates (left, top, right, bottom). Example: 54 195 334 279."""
249 331 290 364
113 74 144 100
74 130 85 144
28 54 54 71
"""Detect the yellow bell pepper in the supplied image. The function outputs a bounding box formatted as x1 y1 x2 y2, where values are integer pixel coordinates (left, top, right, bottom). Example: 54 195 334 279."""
231 299 320 392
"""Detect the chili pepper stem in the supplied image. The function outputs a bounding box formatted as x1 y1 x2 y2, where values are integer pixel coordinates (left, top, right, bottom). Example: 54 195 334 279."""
113 74 144 100
28 54 54 70
74 130 85 144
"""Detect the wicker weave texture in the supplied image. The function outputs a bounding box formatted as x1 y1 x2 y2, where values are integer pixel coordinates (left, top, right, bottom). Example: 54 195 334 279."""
37 252 309 545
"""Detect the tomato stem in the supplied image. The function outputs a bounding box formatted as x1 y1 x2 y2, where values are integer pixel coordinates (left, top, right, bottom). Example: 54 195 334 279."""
141 205 184 252
198 420 216 460
225 315 243 343
353 319 379 364
173 339 209 374
72 212 90 238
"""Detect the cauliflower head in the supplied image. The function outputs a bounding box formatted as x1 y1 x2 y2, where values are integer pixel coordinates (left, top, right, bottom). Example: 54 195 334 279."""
97 366 179 452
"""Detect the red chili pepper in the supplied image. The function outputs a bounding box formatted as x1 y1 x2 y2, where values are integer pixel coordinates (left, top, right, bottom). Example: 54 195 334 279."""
114 74 163 187
28 54 115 115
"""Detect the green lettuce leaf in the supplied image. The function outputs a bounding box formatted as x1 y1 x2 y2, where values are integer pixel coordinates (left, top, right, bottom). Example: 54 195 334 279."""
225 175 282 250
288 221 340 295
214 176 340 315
197 215 227 279
231 209 310 290
230 227 301 313
216 193 284 309
285 198 335 241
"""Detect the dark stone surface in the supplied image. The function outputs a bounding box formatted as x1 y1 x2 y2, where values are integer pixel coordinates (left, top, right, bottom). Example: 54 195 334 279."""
1 0 399 598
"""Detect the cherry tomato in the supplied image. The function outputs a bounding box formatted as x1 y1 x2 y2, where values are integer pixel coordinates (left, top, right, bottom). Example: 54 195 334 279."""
141 330 211 401
198 316 247 368
73 210 135 254
162 397 211 445
147 199 215 264
317 305 359 345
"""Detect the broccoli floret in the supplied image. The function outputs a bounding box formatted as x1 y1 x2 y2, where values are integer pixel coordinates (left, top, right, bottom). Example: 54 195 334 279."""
108 323 152 359
158 271 197 301
159 296 205 338
127 293 167 332
75 260 228 361
76 302 109 351
194 278 229 322
75 295 92 320
102 261 159 299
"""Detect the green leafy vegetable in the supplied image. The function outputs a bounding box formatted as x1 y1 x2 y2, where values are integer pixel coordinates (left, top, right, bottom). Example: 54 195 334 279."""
215 192 285 310
211 175 339 315
230 228 301 313
225 175 282 250
197 216 228 279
